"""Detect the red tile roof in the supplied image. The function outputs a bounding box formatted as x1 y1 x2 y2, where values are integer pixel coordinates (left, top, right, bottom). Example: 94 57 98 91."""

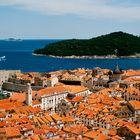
5 127 21 138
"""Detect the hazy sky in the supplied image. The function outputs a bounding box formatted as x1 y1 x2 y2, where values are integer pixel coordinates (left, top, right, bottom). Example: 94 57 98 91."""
0 0 140 39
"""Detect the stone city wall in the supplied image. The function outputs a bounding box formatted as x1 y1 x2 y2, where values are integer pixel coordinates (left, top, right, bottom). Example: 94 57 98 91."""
2 82 43 92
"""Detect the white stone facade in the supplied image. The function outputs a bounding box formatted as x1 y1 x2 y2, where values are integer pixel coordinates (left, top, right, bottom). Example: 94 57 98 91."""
41 92 68 110
41 89 90 111
47 77 59 87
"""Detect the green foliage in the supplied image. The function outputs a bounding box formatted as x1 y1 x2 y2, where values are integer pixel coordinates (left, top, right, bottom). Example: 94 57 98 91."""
34 31 140 56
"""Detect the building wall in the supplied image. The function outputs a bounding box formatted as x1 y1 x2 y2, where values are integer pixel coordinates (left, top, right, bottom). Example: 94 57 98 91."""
75 89 90 96
8 78 31 85
41 92 68 110
2 82 43 92
47 77 59 87
124 92 140 101
56 99 71 115
110 74 122 82
136 134 140 140
82 79 92 88
0 70 21 90
34 78 47 87
133 82 140 90
41 89 90 111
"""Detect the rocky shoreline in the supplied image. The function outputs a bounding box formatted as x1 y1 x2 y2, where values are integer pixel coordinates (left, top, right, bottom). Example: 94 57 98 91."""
32 53 140 59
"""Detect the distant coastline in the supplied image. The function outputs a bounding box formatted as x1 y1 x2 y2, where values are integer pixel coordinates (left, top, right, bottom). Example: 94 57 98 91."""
32 53 140 59
32 53 46 57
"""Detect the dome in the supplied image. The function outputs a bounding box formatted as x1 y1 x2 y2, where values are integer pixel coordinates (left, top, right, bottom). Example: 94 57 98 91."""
67 93 76 99
113 64 123 74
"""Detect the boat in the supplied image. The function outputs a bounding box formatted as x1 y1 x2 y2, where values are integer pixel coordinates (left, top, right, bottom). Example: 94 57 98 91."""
0 56 6 61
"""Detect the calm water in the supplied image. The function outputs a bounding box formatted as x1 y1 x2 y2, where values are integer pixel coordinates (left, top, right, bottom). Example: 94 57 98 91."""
0 40 140 72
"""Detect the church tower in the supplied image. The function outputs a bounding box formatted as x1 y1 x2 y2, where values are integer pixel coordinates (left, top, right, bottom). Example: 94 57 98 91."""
26 83 32 106
110 64 123 82
91 69 97 86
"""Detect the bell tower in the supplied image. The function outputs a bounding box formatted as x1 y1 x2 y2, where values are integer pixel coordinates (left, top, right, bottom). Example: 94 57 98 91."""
110 64 123 82
26 83 32 106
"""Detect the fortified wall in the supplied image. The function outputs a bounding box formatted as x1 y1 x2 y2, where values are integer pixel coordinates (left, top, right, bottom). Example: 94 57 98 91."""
2 82 43 92
0 70 21 90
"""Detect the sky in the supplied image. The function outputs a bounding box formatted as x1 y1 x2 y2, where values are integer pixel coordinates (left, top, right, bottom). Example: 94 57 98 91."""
0 0 140 39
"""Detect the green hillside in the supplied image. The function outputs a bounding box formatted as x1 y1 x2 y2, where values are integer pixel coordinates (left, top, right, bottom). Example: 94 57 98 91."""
34 32 140 57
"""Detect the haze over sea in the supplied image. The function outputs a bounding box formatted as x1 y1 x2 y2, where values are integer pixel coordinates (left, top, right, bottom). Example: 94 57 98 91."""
0 40 140 72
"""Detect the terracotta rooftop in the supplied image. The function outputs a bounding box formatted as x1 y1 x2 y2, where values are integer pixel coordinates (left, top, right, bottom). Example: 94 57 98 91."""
32 100 41 105
128 100 140 110
10 92 26 103
5 127 21 138
72 96 83 102
125 70 140 77
35 86 67 97
62 116 75 122
51 113 62 121
0 100 23 111
127 125 140 134
84 131 109 140
36 85 88 97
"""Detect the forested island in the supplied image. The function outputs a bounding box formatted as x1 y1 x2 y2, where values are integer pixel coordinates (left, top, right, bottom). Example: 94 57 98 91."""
34 32 140 58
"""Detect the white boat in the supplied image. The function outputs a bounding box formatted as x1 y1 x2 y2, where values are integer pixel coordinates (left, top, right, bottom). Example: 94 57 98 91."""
0 56 6 61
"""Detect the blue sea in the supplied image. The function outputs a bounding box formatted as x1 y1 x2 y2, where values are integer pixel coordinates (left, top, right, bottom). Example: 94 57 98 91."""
0 39 140 72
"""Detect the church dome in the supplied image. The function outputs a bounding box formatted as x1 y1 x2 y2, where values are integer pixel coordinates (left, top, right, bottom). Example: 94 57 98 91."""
113 64 123 74
67 93 75 99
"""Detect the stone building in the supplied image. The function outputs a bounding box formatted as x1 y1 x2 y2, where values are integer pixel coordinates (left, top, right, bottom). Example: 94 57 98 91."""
47 77 59 87
41 85 90 111
56 93 75 115
41 91 68 111
124 87 140 101
34 77 47 87
0 70 21 90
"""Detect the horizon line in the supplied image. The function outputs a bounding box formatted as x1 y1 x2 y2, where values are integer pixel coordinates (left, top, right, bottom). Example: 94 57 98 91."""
0 31 139 40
